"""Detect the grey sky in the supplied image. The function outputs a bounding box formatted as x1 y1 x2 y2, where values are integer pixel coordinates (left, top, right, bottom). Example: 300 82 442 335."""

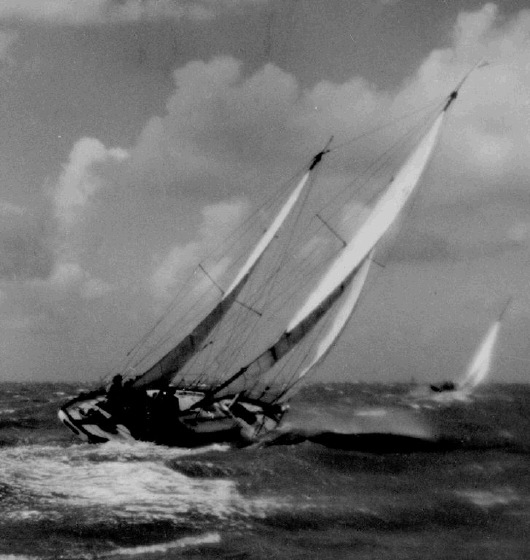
0 0 529 383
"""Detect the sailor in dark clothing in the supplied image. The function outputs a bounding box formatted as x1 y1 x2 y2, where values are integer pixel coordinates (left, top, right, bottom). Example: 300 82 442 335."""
106 374 123 405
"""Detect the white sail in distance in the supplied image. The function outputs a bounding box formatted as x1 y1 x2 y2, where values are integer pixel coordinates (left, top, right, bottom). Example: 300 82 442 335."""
459 320 500 392
133 170 312 388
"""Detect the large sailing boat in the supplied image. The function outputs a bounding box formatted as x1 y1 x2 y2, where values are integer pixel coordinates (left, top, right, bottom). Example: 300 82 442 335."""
58 77 470 447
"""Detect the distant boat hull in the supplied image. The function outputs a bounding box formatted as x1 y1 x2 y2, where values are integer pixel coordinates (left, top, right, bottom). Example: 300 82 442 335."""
58 389 285 447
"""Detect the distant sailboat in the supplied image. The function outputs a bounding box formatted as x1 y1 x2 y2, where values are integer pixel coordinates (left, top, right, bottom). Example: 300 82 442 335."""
58 77 471 447
430 299 510 401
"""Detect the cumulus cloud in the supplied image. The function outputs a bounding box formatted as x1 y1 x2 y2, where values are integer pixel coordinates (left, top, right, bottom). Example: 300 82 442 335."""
45 260 113 299
52 3 530 304
53 137 128 229
150 199 247 299
0 0 267 25
18 4 530 295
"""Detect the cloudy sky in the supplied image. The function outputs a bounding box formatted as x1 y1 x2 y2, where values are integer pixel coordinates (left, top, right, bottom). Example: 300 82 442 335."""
0 0 529 384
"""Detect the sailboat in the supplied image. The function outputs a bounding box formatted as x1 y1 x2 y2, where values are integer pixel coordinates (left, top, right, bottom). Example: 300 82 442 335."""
429 299 509 402
58 77 470 447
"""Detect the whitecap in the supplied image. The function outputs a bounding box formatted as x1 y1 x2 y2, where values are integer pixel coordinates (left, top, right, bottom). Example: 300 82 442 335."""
457 487 520 508
0 443 286 523
0 555 41 560
103 532 221 556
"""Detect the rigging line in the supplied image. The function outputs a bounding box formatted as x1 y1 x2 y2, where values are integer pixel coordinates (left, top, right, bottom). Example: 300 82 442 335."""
198 264 225 295
311 118 436 242
249 245 340 319
128 290 222 373
202 273 283 383
240 218 330 310
329 98 444 153
315 214 347 247
251 253 336 319
122 266 204 367
318 106 440 221
178 293 264 385
241 217 327 301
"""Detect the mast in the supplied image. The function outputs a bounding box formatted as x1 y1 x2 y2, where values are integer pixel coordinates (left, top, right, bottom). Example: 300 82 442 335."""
132 144 331 389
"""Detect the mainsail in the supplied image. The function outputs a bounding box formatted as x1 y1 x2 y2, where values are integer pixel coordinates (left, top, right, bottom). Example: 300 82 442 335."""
133 165 319 389
204 96 457 403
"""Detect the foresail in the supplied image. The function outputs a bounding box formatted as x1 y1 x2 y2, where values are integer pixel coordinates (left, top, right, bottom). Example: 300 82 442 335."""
133 171 311 389
460 320 500 391
294 252 372 382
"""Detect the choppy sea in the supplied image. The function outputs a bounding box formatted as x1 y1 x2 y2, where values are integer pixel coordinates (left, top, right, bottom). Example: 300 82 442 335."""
0 382 528 560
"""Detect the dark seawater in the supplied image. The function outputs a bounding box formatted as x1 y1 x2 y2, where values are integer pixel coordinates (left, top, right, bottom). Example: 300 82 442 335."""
0 382 529 559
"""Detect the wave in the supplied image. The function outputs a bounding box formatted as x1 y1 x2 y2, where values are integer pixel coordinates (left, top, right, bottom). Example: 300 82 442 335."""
456 487 520 508
102 532 221 556
0 555 41 560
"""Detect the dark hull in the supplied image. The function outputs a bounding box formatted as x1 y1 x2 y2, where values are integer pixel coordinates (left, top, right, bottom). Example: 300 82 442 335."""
58 389 284 448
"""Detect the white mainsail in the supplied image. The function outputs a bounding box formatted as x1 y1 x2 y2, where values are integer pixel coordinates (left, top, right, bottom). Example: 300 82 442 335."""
287 112 445 330
208 105 451 401
133 170 312 388
459 319 500 392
